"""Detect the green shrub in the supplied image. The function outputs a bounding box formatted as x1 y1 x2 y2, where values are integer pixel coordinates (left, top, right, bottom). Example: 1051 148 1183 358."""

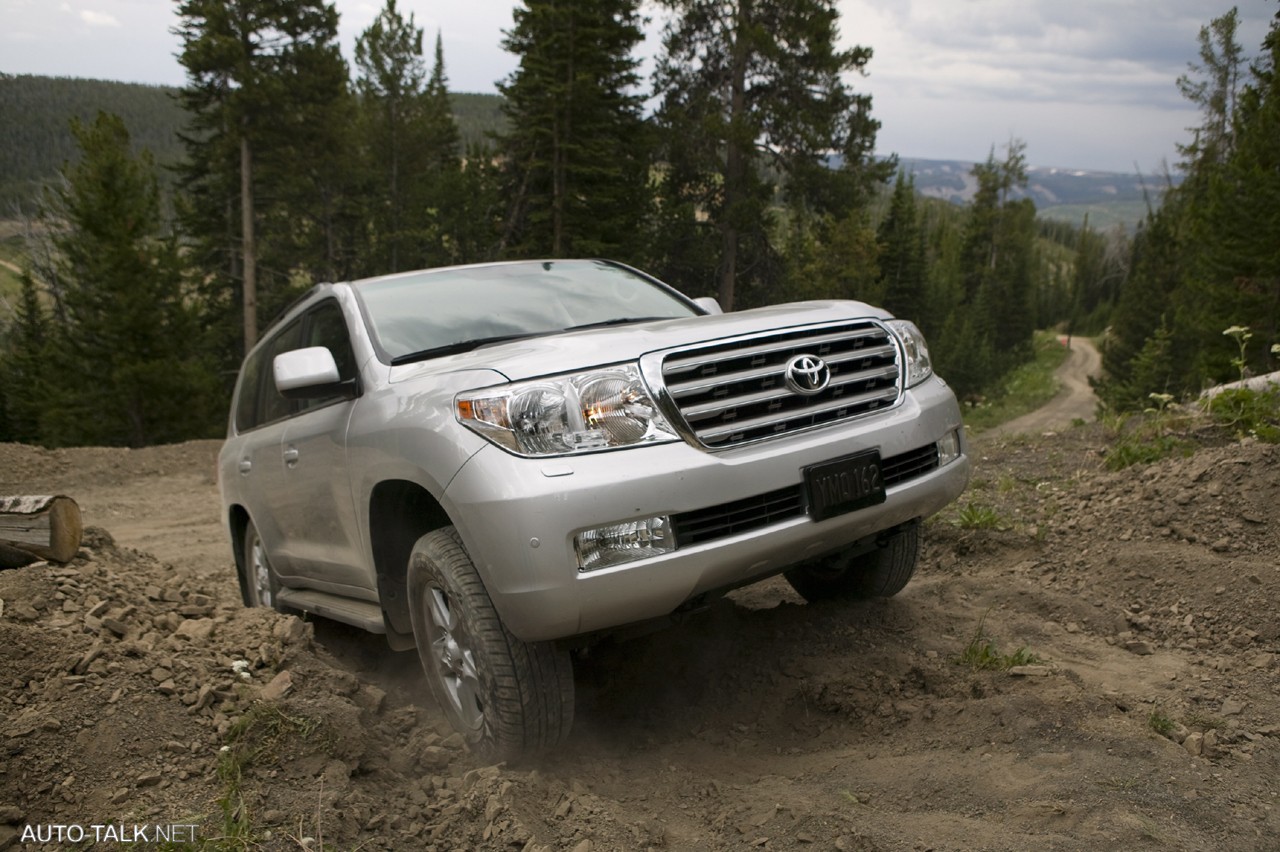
1204 387 1280 443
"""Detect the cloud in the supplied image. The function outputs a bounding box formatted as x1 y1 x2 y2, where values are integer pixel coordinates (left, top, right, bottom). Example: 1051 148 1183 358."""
844 0 1275 112
80 10 121 28
835 0 1276 170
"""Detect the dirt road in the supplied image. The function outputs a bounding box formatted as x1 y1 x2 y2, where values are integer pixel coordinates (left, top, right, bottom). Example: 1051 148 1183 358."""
1 411 1277 850
986 337 1102 438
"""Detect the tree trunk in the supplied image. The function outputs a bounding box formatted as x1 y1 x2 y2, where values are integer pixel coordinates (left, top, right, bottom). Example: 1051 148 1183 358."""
0 495 83 567
718 0 751 313
241 133 258 352
553 24 574 258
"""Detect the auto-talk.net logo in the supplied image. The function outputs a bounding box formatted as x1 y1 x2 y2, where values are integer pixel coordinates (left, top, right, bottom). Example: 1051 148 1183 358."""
784 354 830 396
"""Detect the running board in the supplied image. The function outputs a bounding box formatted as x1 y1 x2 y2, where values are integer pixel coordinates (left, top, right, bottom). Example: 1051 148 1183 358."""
275 588 387 634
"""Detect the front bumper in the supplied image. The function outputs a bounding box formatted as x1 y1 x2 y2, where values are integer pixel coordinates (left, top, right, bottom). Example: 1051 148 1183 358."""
442 375 969 641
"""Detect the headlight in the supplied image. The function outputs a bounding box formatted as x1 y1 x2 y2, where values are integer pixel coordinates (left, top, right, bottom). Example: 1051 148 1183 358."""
457 364 679 457
886 320 933 388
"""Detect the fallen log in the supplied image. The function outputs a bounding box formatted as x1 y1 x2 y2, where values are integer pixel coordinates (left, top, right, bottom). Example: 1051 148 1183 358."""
0 495 83 568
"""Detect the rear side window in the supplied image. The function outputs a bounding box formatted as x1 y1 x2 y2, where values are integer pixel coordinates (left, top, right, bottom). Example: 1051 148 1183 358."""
235 319 304 432
233 347 266 433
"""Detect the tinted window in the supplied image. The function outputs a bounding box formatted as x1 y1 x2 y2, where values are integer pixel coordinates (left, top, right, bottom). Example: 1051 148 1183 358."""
234 300 360 431
305 301 356 381
234 321 304 433
299 300 357 411
257 319 305 426
234 346 267 432
354 261 698 362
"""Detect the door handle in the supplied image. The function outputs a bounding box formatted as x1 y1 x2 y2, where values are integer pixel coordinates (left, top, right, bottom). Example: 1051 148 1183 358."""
239 459 252 474
283 447 300 466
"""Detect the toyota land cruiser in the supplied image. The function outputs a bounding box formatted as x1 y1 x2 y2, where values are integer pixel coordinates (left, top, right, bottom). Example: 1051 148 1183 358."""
218 259 969 759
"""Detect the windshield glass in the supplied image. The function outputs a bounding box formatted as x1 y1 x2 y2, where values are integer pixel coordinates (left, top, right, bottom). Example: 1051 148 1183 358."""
354 260 700 363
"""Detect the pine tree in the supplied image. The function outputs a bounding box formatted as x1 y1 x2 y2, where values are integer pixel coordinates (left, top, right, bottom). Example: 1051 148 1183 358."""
413 33 470 268
778 208 879 305
422 34 462 174
355 0 426 273
496 0 651 261
175 0 350 357
1177 8 1245 174
1101 8 1276 407
1126 317 1177 409
38 112 218 447
876 172 927 324
953 141 1037 384
1098 197 1185 409
1194 14 1280 376
654 0 885 309
0 272 51 443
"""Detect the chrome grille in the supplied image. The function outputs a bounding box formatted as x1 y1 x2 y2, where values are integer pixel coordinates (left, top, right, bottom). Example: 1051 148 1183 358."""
657 321 901 448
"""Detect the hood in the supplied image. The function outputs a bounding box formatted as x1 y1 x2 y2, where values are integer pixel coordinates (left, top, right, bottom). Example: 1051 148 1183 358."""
387 299 890 385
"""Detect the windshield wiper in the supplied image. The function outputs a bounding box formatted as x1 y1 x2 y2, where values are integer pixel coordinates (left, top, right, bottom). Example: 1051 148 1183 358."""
389 333 541 366
390 318 679 365
562 316 675 332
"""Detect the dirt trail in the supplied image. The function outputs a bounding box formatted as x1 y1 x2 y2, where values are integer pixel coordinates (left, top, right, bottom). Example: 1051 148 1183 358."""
1 413 1278 850
985 337 1102 438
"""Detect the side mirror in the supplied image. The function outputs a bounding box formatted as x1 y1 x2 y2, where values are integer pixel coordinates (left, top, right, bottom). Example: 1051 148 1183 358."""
693 296 723 315
274 347 356 401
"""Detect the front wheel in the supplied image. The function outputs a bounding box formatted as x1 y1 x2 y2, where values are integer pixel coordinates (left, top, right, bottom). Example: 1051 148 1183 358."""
407 527 574 762
241 520 282 610
784 522 921 602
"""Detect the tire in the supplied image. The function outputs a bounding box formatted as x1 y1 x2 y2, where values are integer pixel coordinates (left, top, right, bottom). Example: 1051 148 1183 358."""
784 522 921 602
242 520 282 610
407 527 574 762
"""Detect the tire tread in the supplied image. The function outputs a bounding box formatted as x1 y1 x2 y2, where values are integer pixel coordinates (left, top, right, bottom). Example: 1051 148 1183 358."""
409 527 573 761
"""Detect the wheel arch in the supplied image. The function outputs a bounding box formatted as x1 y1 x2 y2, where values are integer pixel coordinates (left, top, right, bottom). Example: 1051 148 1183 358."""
368 479 453 635
227 504 253 606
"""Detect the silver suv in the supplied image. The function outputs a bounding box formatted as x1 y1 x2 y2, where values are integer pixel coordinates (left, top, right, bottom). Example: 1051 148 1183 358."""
218 260 969 759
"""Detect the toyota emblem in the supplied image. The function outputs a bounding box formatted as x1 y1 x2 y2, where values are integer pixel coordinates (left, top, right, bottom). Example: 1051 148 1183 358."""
784 354 831 395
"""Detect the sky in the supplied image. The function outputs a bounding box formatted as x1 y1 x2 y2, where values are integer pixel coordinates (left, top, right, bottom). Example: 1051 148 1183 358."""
1 0 1276 174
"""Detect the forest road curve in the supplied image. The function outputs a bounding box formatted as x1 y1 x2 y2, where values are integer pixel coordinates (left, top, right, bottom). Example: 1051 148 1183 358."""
981 336 1102 439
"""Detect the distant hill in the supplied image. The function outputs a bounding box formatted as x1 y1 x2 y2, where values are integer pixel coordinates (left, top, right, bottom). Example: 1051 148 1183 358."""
451 92 508 147
2 75 1169 230
0 74 505 210
898 157 1178 231
0 74 189 210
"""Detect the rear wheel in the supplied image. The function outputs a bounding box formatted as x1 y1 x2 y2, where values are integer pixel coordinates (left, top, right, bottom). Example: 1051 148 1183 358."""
407 527 574 762
784 522 920 602
242 521 282 610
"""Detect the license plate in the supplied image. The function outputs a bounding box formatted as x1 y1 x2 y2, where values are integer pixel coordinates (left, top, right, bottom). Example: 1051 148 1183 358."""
803 450 886 521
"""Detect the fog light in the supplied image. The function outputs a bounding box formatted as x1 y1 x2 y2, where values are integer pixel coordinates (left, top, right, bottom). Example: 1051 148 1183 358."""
938 429 962 466
575 516 674 572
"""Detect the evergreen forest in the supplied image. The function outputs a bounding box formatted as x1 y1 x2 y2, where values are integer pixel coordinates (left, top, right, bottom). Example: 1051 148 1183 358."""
0 2 1276 448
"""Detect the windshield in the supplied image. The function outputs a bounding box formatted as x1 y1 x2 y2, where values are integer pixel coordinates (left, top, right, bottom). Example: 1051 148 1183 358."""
354 260 701 363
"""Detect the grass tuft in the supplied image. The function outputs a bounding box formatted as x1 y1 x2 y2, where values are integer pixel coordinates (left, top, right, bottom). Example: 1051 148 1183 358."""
954 614 1040 671
1147 709 1176 737
195 704 334 851
952 502 1003 530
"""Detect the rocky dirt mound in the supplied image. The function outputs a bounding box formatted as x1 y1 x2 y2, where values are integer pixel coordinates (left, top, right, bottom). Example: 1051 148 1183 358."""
0 426 1277 850
0 525 558 851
